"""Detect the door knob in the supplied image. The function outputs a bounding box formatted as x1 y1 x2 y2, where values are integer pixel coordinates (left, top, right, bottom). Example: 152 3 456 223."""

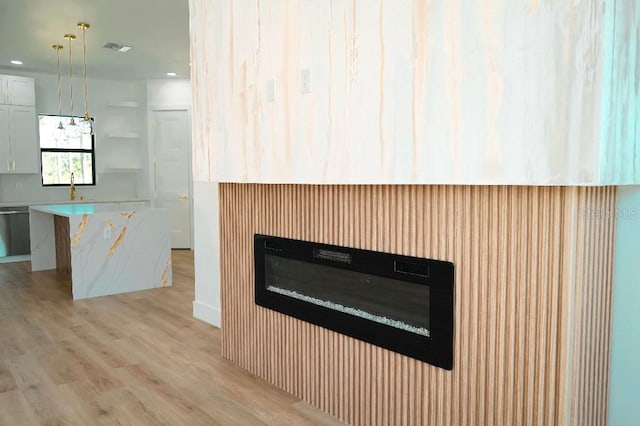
178 195 189 200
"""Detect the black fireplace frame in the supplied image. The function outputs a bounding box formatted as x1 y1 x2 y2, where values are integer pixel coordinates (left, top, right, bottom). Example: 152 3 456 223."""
254 234 454 370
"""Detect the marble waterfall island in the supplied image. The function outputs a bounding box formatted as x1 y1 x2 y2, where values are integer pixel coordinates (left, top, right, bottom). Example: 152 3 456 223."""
29 203 172 300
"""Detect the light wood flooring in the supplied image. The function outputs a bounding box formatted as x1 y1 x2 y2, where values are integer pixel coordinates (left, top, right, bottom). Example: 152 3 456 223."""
0 250 342 425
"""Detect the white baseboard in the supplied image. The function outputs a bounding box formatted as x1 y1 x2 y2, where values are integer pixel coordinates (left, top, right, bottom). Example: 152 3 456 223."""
193 300 221 327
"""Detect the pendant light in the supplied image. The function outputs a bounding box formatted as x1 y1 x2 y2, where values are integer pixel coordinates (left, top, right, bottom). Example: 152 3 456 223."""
77 22 93 135
64 33 81 139
52 44 66 143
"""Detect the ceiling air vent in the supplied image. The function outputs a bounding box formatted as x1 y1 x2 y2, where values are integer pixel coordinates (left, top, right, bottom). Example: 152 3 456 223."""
103 42 133 53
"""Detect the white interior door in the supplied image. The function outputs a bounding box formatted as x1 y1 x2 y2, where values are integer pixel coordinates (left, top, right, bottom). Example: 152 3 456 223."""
152 109 192 249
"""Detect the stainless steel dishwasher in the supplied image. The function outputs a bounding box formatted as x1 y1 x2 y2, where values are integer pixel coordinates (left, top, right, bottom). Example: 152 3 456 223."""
0 206 30 259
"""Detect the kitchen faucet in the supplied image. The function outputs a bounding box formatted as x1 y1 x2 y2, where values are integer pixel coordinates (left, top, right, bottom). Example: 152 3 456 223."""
70 172 76 201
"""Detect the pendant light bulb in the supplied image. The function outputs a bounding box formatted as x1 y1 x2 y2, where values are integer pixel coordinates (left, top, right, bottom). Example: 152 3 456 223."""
64 34 80 139
77 22 93 135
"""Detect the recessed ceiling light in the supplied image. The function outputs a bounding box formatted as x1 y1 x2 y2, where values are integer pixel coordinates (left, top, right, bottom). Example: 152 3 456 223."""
166 72 177 77
10 60 23 65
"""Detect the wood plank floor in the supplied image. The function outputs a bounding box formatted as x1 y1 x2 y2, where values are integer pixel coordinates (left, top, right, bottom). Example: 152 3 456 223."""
0 250 342 425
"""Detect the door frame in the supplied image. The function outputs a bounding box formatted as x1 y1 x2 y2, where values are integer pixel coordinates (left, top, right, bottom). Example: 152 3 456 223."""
147 105 194 249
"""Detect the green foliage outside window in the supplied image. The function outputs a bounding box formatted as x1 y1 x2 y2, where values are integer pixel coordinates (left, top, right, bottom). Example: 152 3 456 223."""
41 152 93 185
39 115 95 186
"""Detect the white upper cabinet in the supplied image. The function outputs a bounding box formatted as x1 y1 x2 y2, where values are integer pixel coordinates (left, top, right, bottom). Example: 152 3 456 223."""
0 75 35 106
0 76 6 104
0 76 38 174
0 105 9 171
0 104 39 174
8 106 38 173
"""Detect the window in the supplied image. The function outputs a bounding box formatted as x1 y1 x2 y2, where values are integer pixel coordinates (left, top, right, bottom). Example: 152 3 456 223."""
39 115 95 186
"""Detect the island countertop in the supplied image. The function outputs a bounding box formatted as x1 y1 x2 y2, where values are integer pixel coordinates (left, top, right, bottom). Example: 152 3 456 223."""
29 201 148 217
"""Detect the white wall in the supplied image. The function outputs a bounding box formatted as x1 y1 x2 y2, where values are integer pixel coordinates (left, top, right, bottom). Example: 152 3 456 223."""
145 79 218 325
147 79 192 107
192 181 220 326
609 186 640 426
0 69 148 204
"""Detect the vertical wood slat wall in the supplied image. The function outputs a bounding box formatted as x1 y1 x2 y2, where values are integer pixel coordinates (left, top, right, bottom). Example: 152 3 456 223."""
219 184 615 426
53 215 71 275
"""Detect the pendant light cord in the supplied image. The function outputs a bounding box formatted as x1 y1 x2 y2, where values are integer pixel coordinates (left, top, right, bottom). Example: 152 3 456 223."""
65 35 75 119
81 26 89 118
55 47 63 119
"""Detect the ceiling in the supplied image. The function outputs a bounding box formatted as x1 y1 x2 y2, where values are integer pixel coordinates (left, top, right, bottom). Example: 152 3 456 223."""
0 0 190 80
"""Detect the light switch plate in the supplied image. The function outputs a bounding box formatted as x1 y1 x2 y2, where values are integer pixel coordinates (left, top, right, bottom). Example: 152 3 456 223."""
301 69 311 94
266 78 275 102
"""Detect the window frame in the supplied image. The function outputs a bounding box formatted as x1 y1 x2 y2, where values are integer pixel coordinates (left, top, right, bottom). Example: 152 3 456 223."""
38 114 96 187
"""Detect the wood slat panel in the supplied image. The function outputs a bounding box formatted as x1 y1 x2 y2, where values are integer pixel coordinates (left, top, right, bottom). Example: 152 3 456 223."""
219 184 615 425
566 187 616 426
53 215 71 275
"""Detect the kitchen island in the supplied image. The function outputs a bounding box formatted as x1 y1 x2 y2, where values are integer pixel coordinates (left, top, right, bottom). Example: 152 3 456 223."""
29 202 172 300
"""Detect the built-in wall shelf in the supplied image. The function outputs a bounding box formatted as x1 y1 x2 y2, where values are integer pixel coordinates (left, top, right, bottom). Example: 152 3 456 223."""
104 132 140 139
100 167 142 174
107 101 140 108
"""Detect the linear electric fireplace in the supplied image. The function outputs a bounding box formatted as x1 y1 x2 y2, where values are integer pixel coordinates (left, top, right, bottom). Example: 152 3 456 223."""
254 234 454 370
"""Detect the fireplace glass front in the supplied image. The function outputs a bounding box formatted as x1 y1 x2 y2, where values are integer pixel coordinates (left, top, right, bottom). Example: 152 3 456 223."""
254 234 454 370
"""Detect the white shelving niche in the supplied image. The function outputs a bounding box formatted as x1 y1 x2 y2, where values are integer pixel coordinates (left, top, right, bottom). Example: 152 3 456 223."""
96 91 148 198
